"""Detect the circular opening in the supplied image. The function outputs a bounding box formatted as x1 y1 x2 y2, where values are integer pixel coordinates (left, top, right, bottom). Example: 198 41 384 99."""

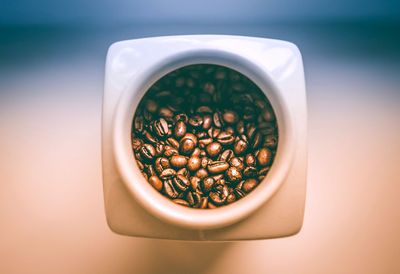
113 50 295 229
132 64 279 209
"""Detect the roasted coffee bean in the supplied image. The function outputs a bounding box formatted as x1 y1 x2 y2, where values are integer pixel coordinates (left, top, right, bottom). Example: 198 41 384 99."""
242 178 258 193
159 107 174 119
170 155 188 169
223 110 239 124
160 168 176 179
144 99 158 113
179 133 198 155
155 143 165 156
233 188 245 199
174 121 187 139
256 147 272 166
132 64 278 208
134 116 144 133
132 138 143 152
216 131 235 145
200 197 208 209
202 177 215 193
173 199 189 206
166 137 180 150
195 168 209 179
152 118 169 138
264 134 278 149
206 142 222 158
207 161 229 174
149 175 163 191
233 136 248 155
219 149 234 161
143 130 158 144
155 157 170 174
164 145 179 157
202 115 212 130
213 112 223 128
229 157 244 171
244 154 256 167
173 174 190 192
187 156 201 172
226 167 242 183
243 166 258 178
209 184 229 205
164 180 179 198
136 160 144 171
226 193 237 204
190 176 201 192
140 144 156 162
187 191 202 207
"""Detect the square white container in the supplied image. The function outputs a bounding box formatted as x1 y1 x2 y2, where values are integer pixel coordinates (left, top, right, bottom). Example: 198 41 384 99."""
102 35 307 240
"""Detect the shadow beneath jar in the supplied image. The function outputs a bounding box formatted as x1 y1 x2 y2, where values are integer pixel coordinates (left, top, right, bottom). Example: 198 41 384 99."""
116 238 233 274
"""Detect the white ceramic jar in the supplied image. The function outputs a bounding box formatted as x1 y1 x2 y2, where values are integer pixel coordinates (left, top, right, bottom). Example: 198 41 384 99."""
102 35 307 240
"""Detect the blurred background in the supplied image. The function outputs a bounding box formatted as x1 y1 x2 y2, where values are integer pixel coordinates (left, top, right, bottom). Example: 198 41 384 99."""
0 0 399 273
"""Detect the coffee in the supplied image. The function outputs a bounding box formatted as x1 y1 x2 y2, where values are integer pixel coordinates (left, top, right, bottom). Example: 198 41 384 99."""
131 64 278 209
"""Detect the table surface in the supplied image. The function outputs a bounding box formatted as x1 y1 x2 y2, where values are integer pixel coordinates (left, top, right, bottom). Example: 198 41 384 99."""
0 22 399 274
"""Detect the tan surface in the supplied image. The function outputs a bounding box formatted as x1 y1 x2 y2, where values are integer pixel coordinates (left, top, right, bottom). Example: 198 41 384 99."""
0 49 399 273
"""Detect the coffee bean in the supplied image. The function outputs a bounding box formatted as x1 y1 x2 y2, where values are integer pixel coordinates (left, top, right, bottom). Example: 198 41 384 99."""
132 64 278 208
190 176 201 192
233 136 248 155
223 110 239 124
195 168 208 179
206 142 222 158
155 157 170 174
202 177 215 193
187 191 202 207
134 116 144 133
216 131 235 145
164 180 179 198
155 143 165 156
242 178 258 193
264 134 278 149
173 199 189 206
226 167 242 183
219 149 234 162
173 174 190 192
170 155 188 169
163 145 179 158
226 193 236 204
140 144 156 162
213 112 223 128
159 107 174 119
160 168 176 179
174 121 187 139
229 157 244 171
256 147 272 166
149 175 163 191
179 133 198 155
244 154 256 167
187 156 201 172
152 118 169 138
177 167 189 177
200 197 208 209
207 161 229 174
243 166 258 178
188 115 203 128
166 137 180 150
202 115 212 130
144 99 158 113
132 138 143 152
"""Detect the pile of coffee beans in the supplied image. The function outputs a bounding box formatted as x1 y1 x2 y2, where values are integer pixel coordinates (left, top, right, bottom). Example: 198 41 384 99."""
131 64 278 209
